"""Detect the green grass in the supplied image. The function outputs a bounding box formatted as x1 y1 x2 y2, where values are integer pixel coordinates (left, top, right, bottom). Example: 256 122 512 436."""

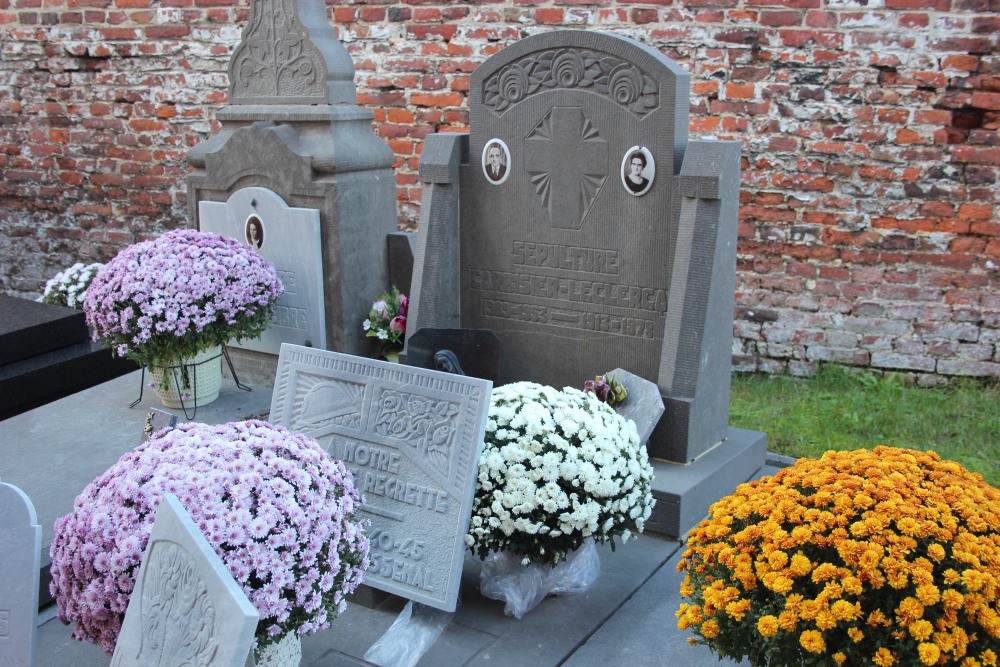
729 363 1000 488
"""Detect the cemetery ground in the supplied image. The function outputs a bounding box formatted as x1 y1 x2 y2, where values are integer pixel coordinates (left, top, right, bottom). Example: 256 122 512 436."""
15 362 997 666
730 363 1000 489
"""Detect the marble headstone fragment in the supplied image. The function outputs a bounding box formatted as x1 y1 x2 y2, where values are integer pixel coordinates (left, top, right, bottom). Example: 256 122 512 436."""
111 494 258 667
270 344 492 612
0 482 41 667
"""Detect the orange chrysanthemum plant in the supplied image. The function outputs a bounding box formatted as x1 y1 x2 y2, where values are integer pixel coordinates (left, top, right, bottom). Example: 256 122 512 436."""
677 447 1000 667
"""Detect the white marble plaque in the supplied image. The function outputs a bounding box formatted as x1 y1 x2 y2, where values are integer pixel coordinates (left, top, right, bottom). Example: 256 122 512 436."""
0 483 41 667
200 186 326 354
111 494 259 667
270 344 492 611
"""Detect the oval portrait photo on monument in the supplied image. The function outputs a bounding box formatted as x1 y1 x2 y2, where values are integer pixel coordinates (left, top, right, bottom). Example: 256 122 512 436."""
482 139 510 185
621 146 655 196
245 214 264 250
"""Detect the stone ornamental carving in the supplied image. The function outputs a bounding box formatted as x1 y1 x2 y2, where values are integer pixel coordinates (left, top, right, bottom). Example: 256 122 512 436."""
483 48 658 117
230 0 326 102
372 387 461 477
110 540 219 667
524 107 608 229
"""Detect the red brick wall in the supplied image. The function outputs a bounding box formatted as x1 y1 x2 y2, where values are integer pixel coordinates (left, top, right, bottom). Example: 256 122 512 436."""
1 1 998 380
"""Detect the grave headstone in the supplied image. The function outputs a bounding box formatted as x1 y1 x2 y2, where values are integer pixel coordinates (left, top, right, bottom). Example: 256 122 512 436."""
406 30 766 537
188 0 398 386
269 344 492 612
111 494 258 667
404 328 502 384
200 186 326 354
0 482 41 667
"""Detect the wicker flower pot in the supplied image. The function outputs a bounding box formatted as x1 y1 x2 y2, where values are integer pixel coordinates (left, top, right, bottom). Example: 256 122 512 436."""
148 346 223 409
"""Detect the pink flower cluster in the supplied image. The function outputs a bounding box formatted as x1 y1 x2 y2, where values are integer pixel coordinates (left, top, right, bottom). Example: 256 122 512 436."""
362 286 408 349
83 229 283 367
49 420 370 656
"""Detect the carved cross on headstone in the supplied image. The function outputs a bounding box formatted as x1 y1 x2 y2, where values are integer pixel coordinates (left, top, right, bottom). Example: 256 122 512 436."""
524 106 608 230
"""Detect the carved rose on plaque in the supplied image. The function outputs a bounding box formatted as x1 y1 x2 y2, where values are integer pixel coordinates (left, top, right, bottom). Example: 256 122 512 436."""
483 48 658 117
373 389 460 474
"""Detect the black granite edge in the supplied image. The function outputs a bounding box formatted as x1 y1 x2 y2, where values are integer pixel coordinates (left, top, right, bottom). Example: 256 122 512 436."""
0 343 138 421
0 298 90 366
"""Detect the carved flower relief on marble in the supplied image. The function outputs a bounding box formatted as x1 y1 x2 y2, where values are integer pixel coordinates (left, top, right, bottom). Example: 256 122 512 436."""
483 48 658 117
111 541 218 667
230 0 324 100
372 388 460 478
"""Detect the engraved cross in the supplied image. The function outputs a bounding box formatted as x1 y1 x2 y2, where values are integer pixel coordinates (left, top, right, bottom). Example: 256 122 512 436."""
524 106 608 230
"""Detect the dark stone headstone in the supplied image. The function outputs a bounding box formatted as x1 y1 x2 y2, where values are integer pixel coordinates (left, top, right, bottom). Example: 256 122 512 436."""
388 232 417 297
0 297 137 420
0 295 88 366
404 328 501 384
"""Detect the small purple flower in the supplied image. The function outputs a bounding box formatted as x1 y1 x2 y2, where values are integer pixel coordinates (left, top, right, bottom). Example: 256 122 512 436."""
399 294 409 317
583 378 611 402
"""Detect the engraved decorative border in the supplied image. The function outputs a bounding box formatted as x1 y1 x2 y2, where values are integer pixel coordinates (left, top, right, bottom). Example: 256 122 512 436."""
483 47 658 118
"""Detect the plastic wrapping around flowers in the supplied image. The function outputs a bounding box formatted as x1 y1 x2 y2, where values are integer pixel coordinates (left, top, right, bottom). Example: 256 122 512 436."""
480 540 601 619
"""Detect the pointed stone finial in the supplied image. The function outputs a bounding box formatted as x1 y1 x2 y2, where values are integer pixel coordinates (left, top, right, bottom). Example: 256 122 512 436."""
228 0 356 105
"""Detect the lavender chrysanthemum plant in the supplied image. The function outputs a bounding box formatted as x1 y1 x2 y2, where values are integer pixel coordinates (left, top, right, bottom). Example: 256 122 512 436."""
49 420 370 656
83 229 283 368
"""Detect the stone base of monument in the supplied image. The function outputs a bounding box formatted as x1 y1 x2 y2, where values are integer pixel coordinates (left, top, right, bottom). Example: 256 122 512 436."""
646 427 768 538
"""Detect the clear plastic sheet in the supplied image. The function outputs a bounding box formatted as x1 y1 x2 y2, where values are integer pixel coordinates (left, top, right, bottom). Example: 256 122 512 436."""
363 601 454 667
479 540 600 618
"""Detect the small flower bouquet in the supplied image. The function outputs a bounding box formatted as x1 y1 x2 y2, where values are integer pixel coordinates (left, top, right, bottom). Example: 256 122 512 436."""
38 262 104 309
49 420 370 657
583 373 628 406
677 447 1000 667
362 287 408 359
83 229 283 369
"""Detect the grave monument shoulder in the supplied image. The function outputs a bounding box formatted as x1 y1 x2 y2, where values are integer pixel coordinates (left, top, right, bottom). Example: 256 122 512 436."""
0 482 41 667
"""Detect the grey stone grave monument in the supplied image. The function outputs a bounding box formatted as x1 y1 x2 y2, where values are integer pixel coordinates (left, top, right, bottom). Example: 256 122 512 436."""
407 30 766 537
269 344 492 611
0 482 41 667
110 494 259 667
188 0 398 386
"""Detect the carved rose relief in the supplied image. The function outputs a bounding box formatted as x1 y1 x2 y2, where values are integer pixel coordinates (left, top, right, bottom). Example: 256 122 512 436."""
483 48 658 117
373 388 460 475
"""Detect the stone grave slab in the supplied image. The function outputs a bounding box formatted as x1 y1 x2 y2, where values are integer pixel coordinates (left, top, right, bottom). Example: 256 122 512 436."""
404 328 502 384
269 344 492 612
388 232 417 297
604 367 663 446
201 186 326 354
0 295 88 366
0 482 41 667
111 493 259 667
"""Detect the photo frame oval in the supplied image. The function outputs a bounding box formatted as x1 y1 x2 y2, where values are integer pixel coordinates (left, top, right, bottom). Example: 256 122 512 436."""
621 146 655 197
245 214 265 251
482 139 511 185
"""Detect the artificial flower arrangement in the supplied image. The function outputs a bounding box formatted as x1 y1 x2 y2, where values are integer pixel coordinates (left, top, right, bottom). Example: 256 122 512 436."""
39 261 104 309
83 229 283 369
49 420 370 658
583 373 628 406
362 286 408 359
677 446 1000 667
466 382 655 567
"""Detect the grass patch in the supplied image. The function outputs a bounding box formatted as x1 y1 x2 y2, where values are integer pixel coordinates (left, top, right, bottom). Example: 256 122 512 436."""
730 363 1000 488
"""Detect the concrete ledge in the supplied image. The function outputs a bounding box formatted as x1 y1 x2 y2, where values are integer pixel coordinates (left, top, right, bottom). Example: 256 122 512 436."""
646 427 767 537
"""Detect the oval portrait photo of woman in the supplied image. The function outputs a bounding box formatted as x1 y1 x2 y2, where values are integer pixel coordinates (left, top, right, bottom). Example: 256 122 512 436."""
245 214 264 250
621 146 655 197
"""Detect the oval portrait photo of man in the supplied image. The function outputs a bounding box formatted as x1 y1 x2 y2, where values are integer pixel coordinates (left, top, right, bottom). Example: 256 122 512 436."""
482 139 511 185
621 146 655 197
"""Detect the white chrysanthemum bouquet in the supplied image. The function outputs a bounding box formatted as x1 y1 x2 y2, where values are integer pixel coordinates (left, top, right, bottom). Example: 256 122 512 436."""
466 381 655 567
39 261 103 309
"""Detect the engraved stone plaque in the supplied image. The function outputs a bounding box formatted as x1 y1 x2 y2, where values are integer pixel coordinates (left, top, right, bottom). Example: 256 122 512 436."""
0 483 40 667
269 344 492 611
200 186 325 354
459 31 690 392
111 494 259 667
